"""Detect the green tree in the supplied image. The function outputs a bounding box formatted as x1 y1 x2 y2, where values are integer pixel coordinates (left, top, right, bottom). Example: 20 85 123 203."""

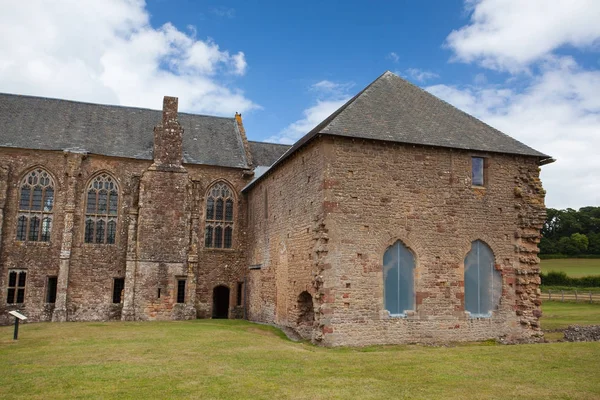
558 236 579 256
588 232 600 254
570 233 589 253
539 237 558 254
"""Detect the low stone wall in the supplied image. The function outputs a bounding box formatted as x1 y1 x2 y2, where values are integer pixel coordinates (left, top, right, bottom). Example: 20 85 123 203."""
563 325 600 342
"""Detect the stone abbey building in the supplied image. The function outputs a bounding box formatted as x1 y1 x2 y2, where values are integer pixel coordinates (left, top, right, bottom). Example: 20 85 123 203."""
0 72 553 346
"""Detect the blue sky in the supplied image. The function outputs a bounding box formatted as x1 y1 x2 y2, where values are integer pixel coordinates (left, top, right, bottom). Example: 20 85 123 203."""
146 0 472 139
1 0 599 209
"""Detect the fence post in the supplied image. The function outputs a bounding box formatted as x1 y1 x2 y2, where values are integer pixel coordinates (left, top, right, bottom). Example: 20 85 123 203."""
591 292 593 304
561 290 564 302
548 289 552 301
575 289 578 301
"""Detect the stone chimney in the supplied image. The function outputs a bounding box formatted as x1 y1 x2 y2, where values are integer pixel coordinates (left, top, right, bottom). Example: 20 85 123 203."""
153 96 184 169
235 112 253 168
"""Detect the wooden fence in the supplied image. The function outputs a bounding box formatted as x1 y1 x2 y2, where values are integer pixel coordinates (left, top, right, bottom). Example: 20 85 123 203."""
542 290 600 303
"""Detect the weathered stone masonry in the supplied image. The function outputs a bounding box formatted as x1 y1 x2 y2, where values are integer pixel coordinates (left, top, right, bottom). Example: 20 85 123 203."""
243 71 552 346
0 97 251 324
1 71 552 347
244 136 547 345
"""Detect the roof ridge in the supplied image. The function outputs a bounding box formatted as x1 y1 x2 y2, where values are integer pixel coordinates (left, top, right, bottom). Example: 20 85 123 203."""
248 140 291 147
0 92 234 120
314 70 391 135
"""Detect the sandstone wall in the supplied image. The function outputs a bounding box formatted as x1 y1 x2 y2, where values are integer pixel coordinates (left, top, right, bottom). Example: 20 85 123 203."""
316 138 545 346
246 139 326 333
0 148 250 323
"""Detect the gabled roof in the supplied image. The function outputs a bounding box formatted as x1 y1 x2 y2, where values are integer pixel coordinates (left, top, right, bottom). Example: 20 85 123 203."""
249 141 291 166
243 71 551 192
317 71 548 157
0 93 250 169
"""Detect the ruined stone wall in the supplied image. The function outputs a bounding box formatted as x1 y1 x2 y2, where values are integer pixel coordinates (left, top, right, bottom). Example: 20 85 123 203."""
317 138 545 346
246 139 326 331
0 148 250 324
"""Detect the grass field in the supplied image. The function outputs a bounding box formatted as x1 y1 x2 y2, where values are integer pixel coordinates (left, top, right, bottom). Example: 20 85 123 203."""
541 258 600 277
541 300 600 331
1 319 600 400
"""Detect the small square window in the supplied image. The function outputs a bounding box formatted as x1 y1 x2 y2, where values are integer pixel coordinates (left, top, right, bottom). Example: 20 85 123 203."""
472 157 485 186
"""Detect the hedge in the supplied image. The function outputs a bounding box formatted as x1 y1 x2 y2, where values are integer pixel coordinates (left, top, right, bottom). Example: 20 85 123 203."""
540 271 600 287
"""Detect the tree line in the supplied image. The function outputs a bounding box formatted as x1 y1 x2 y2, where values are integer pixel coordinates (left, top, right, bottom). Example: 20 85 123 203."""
540 207 600 256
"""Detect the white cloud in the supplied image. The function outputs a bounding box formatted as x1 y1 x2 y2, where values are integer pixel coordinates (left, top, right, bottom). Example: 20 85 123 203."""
442 1 600 208
231 52 248 76
267 80 353 144
387 52 399 63
404 68 440 82
427 58 600 209
268 99 349 144
0 0 256 116
446 0 600 72
473 73 487 85
211 7 235 18
310 80 355 99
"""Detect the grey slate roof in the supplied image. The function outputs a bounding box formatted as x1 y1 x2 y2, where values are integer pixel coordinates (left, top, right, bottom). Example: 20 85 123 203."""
249 141 291 166
243 71 551 192
0 93 249 169
316 71 549 157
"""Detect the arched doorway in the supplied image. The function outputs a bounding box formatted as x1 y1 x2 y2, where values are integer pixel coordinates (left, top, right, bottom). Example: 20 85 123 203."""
297 291 314 325
296 291 315 340
212 285 230 319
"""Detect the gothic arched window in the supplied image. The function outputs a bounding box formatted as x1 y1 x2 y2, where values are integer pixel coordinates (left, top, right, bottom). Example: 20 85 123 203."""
17 169 55 242
205 182 235 249
464 240 502 317
383 240 415 316
84 173 119 244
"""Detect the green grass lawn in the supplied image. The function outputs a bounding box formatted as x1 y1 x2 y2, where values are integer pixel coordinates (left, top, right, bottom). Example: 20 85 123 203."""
541 300 600 331
541 258 600 277
1 319 600 400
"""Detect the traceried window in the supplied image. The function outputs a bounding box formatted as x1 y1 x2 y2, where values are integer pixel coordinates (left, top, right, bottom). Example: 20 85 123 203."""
17 169 55 242
7 269 27 304
464 240 502 317
85 173 119 244
204 182 235 249
383 241 415 316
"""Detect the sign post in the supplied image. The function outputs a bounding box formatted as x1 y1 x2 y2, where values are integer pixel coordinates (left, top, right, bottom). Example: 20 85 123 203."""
8 311 27 340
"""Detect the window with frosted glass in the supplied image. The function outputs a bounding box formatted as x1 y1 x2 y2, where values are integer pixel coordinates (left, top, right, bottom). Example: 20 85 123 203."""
464 240 502 317
383 241 415 316
205 182 235 248
84 173 118 244
17 169 54 242
472 157 485 186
